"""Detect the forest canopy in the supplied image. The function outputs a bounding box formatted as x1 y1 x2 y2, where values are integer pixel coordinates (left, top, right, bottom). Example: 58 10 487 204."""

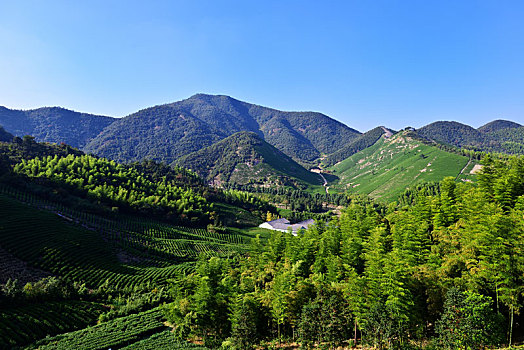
165 156 524 349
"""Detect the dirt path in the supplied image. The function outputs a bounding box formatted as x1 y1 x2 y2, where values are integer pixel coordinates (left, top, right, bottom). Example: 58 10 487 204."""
317 172 329 194
456 158 472 180
381 126 393 138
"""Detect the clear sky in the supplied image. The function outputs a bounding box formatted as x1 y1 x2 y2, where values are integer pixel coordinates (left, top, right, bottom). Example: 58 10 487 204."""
1 0 523 132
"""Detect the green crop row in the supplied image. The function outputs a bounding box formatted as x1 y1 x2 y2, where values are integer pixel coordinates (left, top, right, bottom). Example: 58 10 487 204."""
25 307 166 350
0 301 104 348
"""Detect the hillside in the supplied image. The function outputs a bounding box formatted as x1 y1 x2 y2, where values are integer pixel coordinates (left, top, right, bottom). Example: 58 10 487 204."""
0 125 13 142
0 137 278 348
486 126 524 154
328 130 477 201
177 131 322 188
84 94 361 166
0 106 115 148
322 126 391 166
416 121 485 148
417 119 524 154
478 119 522 133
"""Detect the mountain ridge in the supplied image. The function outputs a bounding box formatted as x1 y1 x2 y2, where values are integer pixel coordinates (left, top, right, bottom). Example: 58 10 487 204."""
0 106 115 148
176 131 322 188
83 93 362 166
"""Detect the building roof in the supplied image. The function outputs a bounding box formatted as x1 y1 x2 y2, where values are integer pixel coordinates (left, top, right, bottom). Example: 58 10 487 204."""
259 218 315 234
268 218 290 225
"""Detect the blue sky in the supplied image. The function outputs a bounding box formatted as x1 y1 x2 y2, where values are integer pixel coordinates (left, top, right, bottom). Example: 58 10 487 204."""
0 0 523 132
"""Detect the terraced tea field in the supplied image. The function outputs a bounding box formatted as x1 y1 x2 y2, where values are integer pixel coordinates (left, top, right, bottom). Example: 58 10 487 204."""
329 132 478 201
0 187 258 289
24 307 167 349
0 301 105 348
0 186 270 348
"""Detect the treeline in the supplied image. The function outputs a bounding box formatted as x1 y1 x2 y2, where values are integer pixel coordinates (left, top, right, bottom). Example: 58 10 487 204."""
13 154 210 223
0 135 82 170
165 156 524 349
0 136 276 225
224 183 356 213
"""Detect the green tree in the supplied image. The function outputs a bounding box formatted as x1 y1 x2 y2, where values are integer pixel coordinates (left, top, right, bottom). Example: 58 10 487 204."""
436 288 504 349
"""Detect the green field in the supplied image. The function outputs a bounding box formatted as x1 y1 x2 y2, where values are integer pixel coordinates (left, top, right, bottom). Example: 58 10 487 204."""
0 188 264 348
0 301 105 348
24 307 167 349
328 132 477 201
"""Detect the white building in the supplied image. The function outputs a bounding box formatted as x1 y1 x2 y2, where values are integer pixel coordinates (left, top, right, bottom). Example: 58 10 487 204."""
259 218 315 235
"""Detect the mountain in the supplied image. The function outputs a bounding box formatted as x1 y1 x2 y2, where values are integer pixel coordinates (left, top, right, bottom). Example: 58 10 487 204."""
417 119 524 155
84 94 361 166
484 126 524 154
176 131 322 188
478 120 522 133
328 130 478 201
0 106 115 148
416 121 485 148
322 126 392 167
0 126 13 142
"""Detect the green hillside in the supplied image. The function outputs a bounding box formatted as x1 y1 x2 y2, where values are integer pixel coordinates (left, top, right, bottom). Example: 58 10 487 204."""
417 121 485 148
328 130 478 201
478 119 522 133
486 126 524 154
0 125 13 142
322 126 389 166
0 183 272 348
84 94 361 166
177 131 322 189
0 106 115 148
417 119 524 155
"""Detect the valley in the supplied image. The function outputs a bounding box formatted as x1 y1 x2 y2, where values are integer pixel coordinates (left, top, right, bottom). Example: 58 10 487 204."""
0 96 524 349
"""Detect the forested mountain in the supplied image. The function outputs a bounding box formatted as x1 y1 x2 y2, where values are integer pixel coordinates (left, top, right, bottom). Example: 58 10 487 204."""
417 121 486 148
416 119 524 154
84 94 361 166
478 119 522 133
177 131 321 188
2 108 524 348
328 130 477 201
486 126 524 154
0 125 13 142
0 106 115 148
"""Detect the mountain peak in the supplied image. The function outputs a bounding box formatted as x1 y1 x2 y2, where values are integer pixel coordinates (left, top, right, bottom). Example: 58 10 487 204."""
478 119 522 133
177 131 321 188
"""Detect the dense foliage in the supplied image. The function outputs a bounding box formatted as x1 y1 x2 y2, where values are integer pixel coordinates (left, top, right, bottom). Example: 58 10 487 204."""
0 135 83 168
0 125 13 142
417 121 486 148
0 106 114 148
84 94 361 165
478 119 522 133
418 120 524 155
177 131 321 188
166 156 524 349
13 154 210 222
225 183 356 213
